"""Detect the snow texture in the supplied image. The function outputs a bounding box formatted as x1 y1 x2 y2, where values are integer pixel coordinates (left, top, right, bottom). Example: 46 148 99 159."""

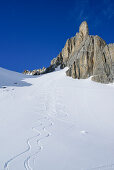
0 67 114 170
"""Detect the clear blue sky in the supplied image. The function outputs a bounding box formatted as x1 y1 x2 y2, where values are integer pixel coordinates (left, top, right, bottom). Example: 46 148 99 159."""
0 0 114 72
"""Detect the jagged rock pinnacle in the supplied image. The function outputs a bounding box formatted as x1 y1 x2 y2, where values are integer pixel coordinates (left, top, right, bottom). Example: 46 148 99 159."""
79 21 89 37
23 21 114 84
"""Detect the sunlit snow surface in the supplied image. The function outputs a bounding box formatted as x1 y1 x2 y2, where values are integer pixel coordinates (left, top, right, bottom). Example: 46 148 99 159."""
0 67 114 170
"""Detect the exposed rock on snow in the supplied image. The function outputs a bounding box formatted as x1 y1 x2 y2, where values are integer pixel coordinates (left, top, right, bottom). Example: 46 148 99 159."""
23 67 46 75
49 21 114 83
65 22 114 83
80 130 88 135
23 21 114 84
1 67 114 170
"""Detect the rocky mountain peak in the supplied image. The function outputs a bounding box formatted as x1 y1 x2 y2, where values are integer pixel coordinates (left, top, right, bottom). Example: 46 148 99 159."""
24 21 114 84
79 21 89 38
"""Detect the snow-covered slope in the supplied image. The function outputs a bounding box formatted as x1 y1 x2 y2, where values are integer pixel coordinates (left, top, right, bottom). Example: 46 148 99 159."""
0 67 114 170
0 67 32 88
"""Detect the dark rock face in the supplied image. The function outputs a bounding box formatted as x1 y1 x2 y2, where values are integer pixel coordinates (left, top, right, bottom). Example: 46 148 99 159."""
45 65 55 73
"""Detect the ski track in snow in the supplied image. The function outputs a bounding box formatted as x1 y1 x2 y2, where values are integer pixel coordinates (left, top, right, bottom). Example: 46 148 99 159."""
3 79 55 170
1 69 114 170
4 115 53 170
24 117 53 170
86 163 114 170
4 134 39 170
41 79 114 170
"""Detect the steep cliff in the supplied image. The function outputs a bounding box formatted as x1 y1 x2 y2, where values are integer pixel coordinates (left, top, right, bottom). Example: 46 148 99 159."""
24 21 114 84
57 21 114 83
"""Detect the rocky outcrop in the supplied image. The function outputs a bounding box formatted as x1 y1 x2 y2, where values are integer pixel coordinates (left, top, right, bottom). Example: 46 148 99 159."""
65 21 114 83
108 44 114 75
23 21 114 84
91 37 113 83
23 67 46 75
